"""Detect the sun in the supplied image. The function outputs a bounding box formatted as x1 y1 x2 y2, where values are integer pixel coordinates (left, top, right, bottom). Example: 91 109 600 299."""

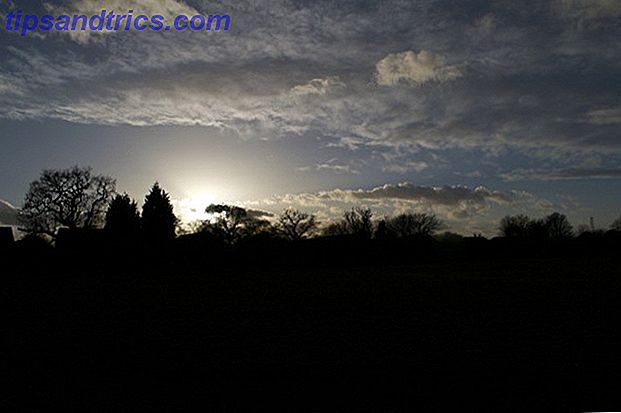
176 192 217 223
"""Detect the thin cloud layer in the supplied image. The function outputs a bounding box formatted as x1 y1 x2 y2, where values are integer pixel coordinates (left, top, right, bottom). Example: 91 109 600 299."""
502 167 621 181
375 50 461 86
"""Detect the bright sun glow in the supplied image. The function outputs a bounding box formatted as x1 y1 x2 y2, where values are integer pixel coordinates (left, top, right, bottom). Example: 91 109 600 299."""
175 193 217 224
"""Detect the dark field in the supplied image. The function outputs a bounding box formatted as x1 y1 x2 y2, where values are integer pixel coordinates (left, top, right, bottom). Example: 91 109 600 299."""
5 251 621 409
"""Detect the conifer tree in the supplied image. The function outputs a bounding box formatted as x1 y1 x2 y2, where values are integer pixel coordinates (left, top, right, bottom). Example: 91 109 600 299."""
141 183 177 243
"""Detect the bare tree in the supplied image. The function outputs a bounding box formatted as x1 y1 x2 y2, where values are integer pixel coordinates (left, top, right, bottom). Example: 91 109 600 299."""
499 214 531 238
19 166 116 237
276 208 318 241
324 207 373 238
386 212 443 237
500 213 573 239
611 215 621 232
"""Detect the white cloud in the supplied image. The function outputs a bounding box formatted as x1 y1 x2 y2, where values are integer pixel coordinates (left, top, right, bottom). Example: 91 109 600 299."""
375 50 462 86
290 76 345 96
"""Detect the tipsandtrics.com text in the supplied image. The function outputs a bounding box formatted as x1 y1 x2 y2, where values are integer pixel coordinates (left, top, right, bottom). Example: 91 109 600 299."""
4 9 231 37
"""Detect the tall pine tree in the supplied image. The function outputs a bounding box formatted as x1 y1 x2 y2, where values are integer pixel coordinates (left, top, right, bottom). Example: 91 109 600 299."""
141 183 177 244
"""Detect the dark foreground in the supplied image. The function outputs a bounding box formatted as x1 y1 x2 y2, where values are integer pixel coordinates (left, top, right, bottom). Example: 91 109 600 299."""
5 250 621 410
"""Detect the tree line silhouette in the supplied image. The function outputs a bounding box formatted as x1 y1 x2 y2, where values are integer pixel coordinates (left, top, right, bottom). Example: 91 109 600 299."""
6 167 621 411
2 166 620 263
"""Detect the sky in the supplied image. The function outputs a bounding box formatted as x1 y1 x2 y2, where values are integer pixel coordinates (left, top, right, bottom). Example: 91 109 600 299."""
1 0 621 235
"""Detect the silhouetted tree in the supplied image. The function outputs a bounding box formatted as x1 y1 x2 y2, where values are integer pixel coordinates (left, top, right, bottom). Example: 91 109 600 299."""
499 214 531 238
374 219 389 239
611 215 621 231
242 210 272 238
201 204 271 244
105 194 141 237
276 208 318 241
500 213 573 240
527 218 549 240
141 183 178 243
323 207 373 238
344 207 374 238
19 166 115 237
386 212 443 237
544 212 573 239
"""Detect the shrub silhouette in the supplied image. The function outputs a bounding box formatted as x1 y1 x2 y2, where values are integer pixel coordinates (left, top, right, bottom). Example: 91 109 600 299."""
141 183 178 244
19 166 115 238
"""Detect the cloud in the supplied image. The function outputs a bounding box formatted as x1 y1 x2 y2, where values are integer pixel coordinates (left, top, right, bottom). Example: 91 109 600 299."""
382 161 429 174
501 167 621 181
474 13 497 34
342 182 513 205
1 0 621 161
375 50 462 86
315 164 360 174
290 76 345 96
556 0 621 20
44 0 198 42
0 199 19 226
249 182 515 222
587 105 621 124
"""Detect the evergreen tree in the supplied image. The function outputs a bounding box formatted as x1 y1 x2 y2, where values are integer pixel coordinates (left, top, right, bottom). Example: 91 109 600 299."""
105 193 141 238
141 183 177 243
